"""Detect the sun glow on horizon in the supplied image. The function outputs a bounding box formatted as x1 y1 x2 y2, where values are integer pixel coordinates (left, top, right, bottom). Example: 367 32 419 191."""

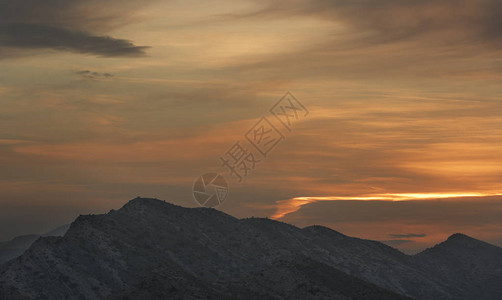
270 192 502 220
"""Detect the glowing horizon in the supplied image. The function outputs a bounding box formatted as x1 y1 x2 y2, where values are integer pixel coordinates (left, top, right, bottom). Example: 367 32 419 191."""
271 192 502 220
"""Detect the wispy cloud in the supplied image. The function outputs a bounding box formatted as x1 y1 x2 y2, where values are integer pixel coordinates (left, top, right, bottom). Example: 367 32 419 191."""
236 0 502 46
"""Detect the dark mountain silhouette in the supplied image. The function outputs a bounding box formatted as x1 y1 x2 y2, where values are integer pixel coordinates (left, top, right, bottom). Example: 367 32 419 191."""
108 256 413 300
0 198 500 299
415 233 502 299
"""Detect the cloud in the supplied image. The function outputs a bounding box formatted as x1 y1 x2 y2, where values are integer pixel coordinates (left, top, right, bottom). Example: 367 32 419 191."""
280 197 502 225
75 70 114 79
0 139 32 145
0 0 154 30
0 0 153 57
243 0 502 45
389 233 427 239
209 0 502 84
0 23 148 57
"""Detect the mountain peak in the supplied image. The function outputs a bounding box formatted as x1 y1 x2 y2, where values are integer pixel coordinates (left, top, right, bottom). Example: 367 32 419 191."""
417 232 501 259
120 197 180 212
442 233 489 248
446 233 472 241
125 197 164 206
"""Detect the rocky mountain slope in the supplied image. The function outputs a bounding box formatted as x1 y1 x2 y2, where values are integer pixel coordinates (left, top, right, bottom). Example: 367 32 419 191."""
0 197 500 299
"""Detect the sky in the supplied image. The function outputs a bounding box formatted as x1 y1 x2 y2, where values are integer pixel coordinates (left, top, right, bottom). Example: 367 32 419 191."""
1 0 501 253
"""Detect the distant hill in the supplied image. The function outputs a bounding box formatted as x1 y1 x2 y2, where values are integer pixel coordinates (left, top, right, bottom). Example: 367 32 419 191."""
42 224 71 237
0 224 70 265
0 198 500 299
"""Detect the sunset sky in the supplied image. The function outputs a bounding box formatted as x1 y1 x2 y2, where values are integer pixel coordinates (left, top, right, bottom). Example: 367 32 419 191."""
1 0 501 253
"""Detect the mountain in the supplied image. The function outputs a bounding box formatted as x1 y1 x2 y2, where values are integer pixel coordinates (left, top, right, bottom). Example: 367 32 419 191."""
0 225 70 265
0 197 500 299
415 233 502 299
107 255 412 300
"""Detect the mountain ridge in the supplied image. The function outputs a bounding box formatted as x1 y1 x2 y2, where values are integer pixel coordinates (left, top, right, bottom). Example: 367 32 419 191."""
1 197 501 299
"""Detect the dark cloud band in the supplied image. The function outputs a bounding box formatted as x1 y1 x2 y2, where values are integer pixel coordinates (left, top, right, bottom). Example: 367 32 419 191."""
0 23 148 57
0 0 154 58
